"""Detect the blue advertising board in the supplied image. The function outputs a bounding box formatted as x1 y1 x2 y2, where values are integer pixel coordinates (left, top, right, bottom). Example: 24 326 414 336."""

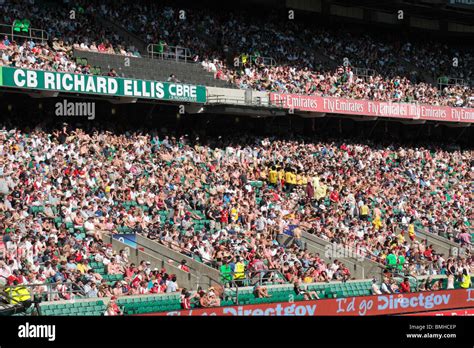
112 233 137 249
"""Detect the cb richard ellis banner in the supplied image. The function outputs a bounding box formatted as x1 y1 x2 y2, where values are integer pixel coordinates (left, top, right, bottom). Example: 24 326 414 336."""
146 289 474 316
0 67 207 103
270 93 474 123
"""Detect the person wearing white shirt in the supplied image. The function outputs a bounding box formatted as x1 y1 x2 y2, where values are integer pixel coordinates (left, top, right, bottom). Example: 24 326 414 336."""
166 276 178 293
0 262 11 284
84 218 95 232
371 279 382 295
380 279 393 294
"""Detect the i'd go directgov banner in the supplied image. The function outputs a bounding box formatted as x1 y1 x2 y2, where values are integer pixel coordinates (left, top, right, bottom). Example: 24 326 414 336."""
0 67 207 103
145 289 474 316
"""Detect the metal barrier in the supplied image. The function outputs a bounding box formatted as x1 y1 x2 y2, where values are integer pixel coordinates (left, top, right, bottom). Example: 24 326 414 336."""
239 54 276 67
353 67 376 79
0 23 49 43
0 278 85 315
223 269 287 305
1 281 85 302
222 269 287 287
206 94 267 107
147 43 192 62
437 76 468 88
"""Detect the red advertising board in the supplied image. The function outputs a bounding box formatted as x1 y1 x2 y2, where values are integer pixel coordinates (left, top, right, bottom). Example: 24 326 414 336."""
269 93 474 123
404 308 474 316
143 288 474 316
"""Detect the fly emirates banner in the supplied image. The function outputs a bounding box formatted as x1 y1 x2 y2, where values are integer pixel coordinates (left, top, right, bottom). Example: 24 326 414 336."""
270 93 474 123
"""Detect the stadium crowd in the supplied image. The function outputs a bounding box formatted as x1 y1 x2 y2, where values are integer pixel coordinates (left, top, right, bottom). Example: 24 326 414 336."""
101 3 473 107
210 62 473 107
1 1 139 56
0 122 472 302
0 0 472 306
0 1 139 75
0 1 472 107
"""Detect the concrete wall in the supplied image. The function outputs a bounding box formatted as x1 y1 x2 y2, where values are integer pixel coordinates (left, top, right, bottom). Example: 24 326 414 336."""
135 235 221 288
105 235 198 290
392 225 461 257
301 227 462 280
94 15 147 53
299 232 383 280
415 229 460 257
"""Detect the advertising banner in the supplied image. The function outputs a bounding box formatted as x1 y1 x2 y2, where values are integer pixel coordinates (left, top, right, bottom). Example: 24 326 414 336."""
447 0 474 10
112 233 137 249
270 93 474 123
0 67 207 103
404 308 474 316
145 288 474 316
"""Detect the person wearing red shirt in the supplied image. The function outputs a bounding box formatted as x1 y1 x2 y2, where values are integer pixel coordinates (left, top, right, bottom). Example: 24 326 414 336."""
131 272 143 288
400 277 411 293
181 289 192 309
220 209 229 224
97 43 107 52
150 281 162 294
424 245 434 261
178 259 190 272
64 166 72 176
329 190 339 203
105 296 123 316
125 264 136 278
341 265 351 281
216 70 224 80
6 274 18 285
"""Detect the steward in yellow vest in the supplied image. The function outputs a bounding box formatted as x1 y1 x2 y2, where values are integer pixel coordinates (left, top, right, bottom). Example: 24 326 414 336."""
234 261 246 280
460 270 471 289
5 284 31 305
233 259 246 286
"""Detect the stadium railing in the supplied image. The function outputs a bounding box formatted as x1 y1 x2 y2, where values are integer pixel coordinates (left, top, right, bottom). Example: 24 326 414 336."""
0 22 49 43
147 44 192 63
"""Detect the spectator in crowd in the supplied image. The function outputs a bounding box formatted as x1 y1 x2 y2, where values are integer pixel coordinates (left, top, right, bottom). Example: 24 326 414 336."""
181 289 197 309
430 279 443 291
85 281 99 298
294 280 319 300
399 277 411 293
167 74 180 83
199 286 221 307
371 279 382 295
380 278 394 294
105 296 123 315
253 284 271 298
165 275 179 293
178 259 190 273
